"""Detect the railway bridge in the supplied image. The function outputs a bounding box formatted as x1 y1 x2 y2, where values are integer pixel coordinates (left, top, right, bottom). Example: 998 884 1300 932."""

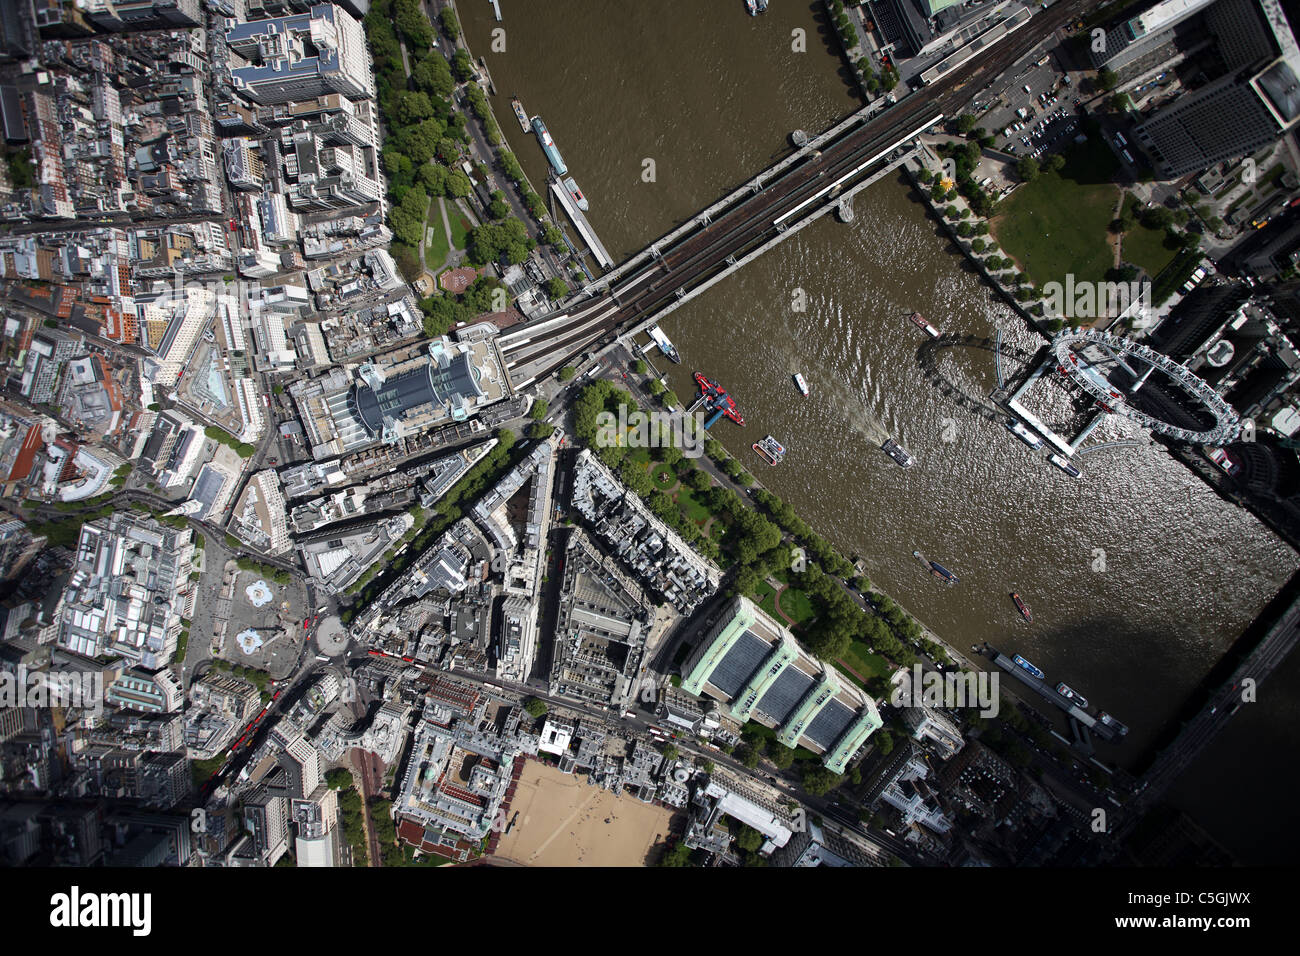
495 0 1096 391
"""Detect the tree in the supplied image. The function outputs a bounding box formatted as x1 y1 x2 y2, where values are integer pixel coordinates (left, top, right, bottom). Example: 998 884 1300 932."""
954 114 977 135
658 842 693 867
801 765 844 797
417 163 448 196
326 767 352 790
451 48 474 82
439 6 461 40
735 825 763 853
467 217 531 266
770 745 795 770
436 136 463 166
1045 153 1065 173
685 468 711 493
393 0 433 48
528 422 555 440
523 697 547 718
391 117 444 166
546 277 569 299
530 399 548 421
1097 68 1119 92
1017 156 1040 182
412 55 454 98
731 565 761 598
464 275 508 315
1141 206 1175 230
388 185 429 246
558 366 577 382
396 90 434 125
444 167 472 199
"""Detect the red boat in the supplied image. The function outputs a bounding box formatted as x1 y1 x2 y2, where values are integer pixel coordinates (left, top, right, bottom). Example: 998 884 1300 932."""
1011 592 1033 623
693 372 745 426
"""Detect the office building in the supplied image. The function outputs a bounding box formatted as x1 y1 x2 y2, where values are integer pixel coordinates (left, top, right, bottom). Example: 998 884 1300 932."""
56 514 196 668
680 596 881 773
1090 0 1218 72
1135 0 1300 177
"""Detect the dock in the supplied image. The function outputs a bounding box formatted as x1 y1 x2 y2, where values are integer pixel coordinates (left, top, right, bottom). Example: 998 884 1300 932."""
990 649 1125 744
646 325 679 361
550 180 613 270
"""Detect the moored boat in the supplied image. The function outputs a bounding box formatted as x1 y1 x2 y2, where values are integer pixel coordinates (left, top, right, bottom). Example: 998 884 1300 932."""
1007 418 1044 450
1056 682 1089 709
510 96 529 133
752 435 786 465
563 176 589 211
647 326 681 364
693 371 745 426
531 115 567 176
1098 711 1130 736
793 373 809 396
1013 654 1044 679
1049 453 1081 478
1012 591 1033 623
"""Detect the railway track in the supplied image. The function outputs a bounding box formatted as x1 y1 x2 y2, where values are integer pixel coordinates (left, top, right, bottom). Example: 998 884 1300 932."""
510 0 1094 385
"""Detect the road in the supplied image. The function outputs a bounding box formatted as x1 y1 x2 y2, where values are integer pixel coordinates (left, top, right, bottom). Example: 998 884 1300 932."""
439 658 923 864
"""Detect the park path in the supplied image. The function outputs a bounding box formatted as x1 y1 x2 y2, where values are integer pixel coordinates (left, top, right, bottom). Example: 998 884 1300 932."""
767 579 802 632
1110 193 1124 268
769 576 871 686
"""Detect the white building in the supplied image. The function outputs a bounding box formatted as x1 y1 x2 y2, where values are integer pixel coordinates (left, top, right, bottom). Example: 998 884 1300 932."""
227 4 375 105
56 514 197 668
228 470 291 554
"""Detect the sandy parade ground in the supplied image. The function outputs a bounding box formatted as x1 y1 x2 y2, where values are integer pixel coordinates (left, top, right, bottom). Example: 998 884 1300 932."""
491 760 681 867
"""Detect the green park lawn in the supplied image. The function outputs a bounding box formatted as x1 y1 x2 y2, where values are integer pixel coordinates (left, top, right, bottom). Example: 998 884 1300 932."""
838 640 891 685
425 198 451 270
991 135 1121 288
650 462 676 486
1121 221 1179 279
673 484 712 526
776 586 818 629
449 208 472 251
